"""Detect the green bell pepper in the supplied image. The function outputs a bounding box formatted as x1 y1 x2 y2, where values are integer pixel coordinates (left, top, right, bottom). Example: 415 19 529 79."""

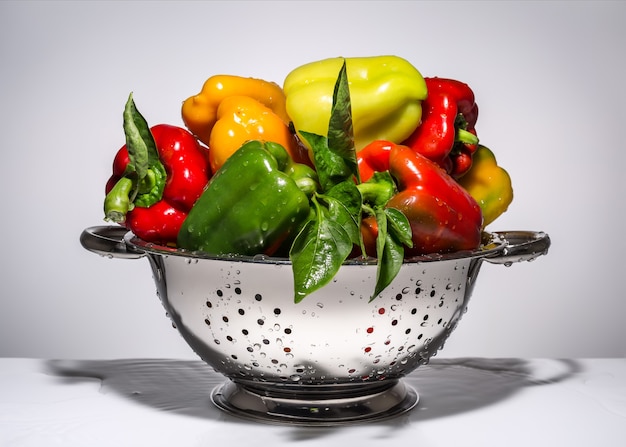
283 55 428 151
177 140 314 257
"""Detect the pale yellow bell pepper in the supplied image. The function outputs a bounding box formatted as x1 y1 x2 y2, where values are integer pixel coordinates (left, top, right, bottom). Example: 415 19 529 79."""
283 55 428 151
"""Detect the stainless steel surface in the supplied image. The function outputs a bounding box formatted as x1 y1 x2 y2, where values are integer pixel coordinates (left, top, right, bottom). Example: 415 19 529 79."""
80 225 550 425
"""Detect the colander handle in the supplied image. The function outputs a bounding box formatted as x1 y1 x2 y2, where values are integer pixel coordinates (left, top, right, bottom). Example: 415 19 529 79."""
80 226 551 264
80 225 145 260
486 230 551 265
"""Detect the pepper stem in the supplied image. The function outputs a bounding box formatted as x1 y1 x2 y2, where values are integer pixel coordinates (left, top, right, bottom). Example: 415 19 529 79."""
356 171 396 208
456 128 479 145
454 113 479 145
104 177 134 223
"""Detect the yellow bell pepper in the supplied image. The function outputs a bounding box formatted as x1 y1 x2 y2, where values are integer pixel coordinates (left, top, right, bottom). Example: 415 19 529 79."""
181 74 308 172
283 55 428 151
208 95 304 172
458 145 514 227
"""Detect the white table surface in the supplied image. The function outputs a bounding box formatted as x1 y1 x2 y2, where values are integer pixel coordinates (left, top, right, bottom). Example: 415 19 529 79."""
1 357 624 446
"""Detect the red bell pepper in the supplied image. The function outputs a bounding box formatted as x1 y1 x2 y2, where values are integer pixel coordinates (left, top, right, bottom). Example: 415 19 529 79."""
357 139 393 183
104 118 211 245
358 140 483 256
402 77 479 178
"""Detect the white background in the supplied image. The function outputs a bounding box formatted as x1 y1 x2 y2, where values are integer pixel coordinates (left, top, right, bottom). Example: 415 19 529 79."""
1 0 624 361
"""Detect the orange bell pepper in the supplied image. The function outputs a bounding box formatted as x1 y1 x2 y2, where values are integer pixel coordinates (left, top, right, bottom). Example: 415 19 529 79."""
182 74 290 139
208 95 303 172
181 75 309 171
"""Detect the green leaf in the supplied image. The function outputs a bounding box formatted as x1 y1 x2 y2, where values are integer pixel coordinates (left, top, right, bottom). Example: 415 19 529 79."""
372 231 405 301
300 130 352 191
323 181 362 246
133 161 167 208
375 207 388 263
290 199 353 303
327 60 359 182
371 208 405 301
385 207 413 248
123 92 160 180
326 180 362 219
120 93 167 208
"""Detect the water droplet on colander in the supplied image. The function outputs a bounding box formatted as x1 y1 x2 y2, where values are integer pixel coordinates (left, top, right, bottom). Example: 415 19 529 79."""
504 261 513 267
290 375 301 382
316 302 324 308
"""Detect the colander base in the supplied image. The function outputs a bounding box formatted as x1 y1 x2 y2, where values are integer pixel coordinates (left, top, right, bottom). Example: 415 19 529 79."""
210 378 419 426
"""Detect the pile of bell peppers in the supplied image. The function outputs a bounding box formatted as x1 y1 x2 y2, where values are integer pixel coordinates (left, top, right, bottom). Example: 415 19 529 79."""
102 55 514 301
